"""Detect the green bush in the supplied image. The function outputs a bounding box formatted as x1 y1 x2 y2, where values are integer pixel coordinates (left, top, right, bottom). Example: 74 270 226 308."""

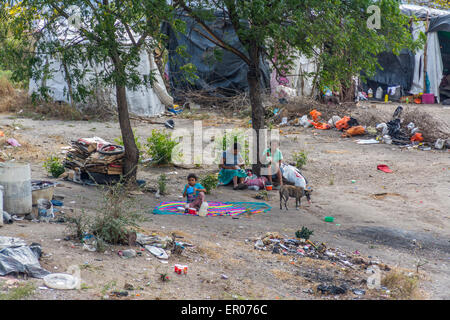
292 151 307 169
145 129 179 165
200 174 218 194
158 174 167 195
43 155 65 178
66 182 146 248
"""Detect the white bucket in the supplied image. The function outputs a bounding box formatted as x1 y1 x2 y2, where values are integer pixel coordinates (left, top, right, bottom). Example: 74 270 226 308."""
0 162 32 215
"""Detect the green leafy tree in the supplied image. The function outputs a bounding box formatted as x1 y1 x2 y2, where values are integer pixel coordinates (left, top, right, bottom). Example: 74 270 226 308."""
174 0 422 174
5 0 179 184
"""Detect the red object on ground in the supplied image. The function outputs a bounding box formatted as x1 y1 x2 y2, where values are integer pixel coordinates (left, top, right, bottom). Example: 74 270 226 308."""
410 133 424 142
377 164 393 173
309 109 322 122
335 116 351 130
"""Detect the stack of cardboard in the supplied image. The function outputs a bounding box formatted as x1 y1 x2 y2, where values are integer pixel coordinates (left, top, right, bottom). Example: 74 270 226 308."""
63 137 124 176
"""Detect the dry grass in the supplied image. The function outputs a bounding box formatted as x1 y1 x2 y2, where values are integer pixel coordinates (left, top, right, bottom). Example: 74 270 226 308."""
381 269 424 300
197 241 223 260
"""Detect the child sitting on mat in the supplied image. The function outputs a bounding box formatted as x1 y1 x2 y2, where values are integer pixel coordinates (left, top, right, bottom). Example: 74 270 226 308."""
182 173 207 211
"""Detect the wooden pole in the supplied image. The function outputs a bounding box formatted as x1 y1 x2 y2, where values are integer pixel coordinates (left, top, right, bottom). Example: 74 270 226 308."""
423 13 429 93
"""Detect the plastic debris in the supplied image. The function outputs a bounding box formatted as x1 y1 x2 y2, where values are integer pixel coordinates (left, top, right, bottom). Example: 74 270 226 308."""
0 242 49 278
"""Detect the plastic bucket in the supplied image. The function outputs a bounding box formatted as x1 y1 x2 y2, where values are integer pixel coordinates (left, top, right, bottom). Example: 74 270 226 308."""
265 185 273 191
0 162 32 215
188 208 197 215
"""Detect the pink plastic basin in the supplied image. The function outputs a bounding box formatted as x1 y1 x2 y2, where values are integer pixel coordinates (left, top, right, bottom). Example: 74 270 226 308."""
421 93 435 104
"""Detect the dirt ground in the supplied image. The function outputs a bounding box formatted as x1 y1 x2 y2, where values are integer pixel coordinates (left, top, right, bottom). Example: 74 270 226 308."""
0 102 449 300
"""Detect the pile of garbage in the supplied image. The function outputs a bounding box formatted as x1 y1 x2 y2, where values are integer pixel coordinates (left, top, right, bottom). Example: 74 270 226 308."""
63 137 124 176
251 232 390 271
284 106 449 150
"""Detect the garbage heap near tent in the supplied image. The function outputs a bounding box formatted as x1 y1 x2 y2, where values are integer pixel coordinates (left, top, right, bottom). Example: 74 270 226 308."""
63 137 124 176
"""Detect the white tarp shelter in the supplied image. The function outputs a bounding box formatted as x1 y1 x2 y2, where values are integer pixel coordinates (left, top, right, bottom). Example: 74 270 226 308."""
401 4 450 103
28 19 173 117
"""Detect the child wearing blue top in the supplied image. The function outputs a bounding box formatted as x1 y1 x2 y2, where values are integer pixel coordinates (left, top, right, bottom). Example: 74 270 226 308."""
183 173 207 211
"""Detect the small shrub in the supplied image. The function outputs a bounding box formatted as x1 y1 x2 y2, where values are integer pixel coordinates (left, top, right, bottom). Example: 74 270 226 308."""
292 151 307 169
145 129 179 165
200 174 218 194
295 227 314 240
66 182 146 246
43 155 65 178
158 174 167 195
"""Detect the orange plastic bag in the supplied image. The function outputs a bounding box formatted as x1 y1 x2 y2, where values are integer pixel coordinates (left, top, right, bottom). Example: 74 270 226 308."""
311 121 331 130
410 132 423 142
309 110 322 122
335 116 350 131
342 125 365 137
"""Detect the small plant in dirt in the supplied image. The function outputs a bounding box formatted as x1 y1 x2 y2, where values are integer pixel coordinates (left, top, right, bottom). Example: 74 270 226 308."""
200 174 218 194
145 129 179 165
0 282 35 300
295 227 314 240
43 155 65 178
66 182 145 248
158 174 168 195
292 150 307 169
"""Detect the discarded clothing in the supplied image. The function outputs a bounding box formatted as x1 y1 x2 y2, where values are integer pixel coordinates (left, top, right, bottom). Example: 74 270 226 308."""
342 125 365 137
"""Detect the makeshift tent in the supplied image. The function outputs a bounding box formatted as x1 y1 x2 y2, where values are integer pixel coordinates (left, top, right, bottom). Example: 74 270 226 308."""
28 21 172 117
365 4 450 103
163 11 271 98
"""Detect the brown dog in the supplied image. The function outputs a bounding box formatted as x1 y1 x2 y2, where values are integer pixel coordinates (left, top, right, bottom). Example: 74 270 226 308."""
279 185 312 210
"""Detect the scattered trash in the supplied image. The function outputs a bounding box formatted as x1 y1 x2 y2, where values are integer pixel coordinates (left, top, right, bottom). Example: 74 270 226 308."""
377 164 393 173
352 288 366 295
0 241 49 278
435 138 445 150
6 138 21 147
118 249 137 259
164 119 175 129
110 291 129 297
37 198 54 222
317 284 348 295
3 211 13 224
356 139 379 144
221 274 229 280
324 216 335 223
145 246 168 259
43 265 81 290
174 264 188 275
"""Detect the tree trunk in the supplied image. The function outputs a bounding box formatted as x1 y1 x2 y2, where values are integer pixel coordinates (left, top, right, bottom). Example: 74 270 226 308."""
116 84 139 185
247 46 265 176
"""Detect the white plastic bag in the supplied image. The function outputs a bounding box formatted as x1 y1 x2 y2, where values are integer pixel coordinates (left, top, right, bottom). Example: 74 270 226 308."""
198 201 209 217
280 164 307 188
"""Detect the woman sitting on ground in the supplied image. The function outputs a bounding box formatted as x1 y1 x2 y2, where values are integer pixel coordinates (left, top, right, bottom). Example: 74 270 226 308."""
218 142 248 190
262 140 284 189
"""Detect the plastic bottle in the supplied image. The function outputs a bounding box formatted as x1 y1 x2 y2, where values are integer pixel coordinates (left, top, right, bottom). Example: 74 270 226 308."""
198 201 208 217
